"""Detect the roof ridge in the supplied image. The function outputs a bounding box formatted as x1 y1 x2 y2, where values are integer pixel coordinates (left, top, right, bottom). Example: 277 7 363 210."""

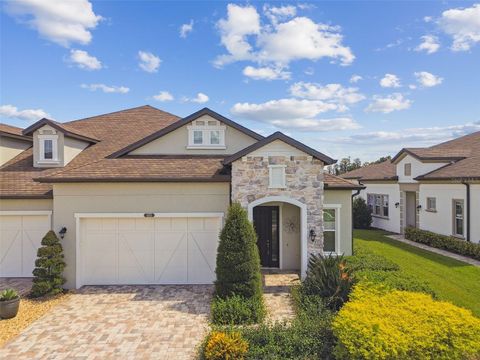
65 105 180 124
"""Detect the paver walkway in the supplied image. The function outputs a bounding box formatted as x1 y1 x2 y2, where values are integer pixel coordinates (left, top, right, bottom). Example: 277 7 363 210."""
0 277 32 296
262 271 299 323
0 284 213 360
387 234 480 267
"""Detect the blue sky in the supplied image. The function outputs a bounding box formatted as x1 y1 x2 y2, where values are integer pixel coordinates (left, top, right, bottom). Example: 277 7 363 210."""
1 1 479 161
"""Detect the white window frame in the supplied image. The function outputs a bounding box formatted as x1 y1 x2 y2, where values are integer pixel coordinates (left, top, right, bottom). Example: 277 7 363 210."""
367 193 389 218
268 165 286 189
323 204 341 255
426 197 436 212
38 134 59 163
452 199 464 238
187 120 226 149
404 163 412 176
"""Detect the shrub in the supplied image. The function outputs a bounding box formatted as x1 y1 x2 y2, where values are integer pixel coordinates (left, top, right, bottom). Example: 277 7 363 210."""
211 295 265 325
204 331 248 360
353 197 372 229
302 254 355 311
30 230 66 298
356 270 436 297
0 288 19 301
214 203 262 299
346 247 400 272
333 285 480 360
405 227 480 261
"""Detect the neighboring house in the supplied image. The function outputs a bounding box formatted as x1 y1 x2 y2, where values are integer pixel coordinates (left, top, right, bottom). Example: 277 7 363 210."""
0 106 361 288
342 131 480 244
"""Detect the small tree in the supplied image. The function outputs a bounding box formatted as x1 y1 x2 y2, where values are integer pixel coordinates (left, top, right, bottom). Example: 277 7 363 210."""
353 197 372 229
215 202 262 299
30 230 66 298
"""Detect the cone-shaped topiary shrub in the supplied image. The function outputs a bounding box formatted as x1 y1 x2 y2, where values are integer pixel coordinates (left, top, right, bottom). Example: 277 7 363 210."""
30 230 66 298
353 197 372 229
214 202 262 299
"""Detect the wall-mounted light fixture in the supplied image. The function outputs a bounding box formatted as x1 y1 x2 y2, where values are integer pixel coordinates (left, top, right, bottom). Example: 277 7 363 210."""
144 213 155 218
309 229 317 243
59 227 67 239
395 202 400 208
416 205 422 210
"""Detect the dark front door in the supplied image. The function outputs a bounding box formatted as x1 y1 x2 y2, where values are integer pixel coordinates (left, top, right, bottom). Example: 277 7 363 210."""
253 206 280 268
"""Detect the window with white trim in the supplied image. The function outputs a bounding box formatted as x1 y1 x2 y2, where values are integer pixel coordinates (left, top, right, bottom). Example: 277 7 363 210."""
426 197 436 212
404 163 412 176
187 119 226 148
453 199 464 237
367 193 389 218
268 165 286 188
323 208 337 253
39 135 58 162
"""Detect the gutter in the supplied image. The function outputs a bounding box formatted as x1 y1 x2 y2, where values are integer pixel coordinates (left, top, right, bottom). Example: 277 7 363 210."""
462 180 471 242
351 185 362 255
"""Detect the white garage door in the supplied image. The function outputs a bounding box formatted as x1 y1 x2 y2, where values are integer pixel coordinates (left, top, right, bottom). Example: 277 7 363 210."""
79 214 223 285
0 212 51 277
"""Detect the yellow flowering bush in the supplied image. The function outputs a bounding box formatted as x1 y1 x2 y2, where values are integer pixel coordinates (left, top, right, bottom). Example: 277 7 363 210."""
204 331 248 360
333 285 480 360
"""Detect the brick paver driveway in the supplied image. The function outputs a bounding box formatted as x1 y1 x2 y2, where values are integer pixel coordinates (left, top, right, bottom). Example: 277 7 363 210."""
0 285 213 360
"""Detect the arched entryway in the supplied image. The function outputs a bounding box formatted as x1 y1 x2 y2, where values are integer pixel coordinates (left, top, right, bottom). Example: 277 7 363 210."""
247 196 308 278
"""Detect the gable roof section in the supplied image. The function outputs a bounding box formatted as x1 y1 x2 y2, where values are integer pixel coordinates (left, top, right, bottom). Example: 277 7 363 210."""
0 123 32 142
22 118 100 143
223 131 336 165
109 107 264 158
324 173 365 190
341 160 397 181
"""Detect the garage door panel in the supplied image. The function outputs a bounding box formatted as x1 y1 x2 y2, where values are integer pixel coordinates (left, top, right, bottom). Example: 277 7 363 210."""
80 215 221 285
118 231 154 284
0 214 50 277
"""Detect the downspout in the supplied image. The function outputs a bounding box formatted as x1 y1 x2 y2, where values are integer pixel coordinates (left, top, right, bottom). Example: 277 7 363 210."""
351 185 362 255
462 180 471 242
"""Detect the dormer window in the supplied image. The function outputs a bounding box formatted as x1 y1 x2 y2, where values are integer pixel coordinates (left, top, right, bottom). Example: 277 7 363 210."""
187 119 226 149
39 134 58 163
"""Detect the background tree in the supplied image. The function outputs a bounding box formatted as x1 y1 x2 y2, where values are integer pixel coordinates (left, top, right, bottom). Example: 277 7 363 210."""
30 230 66 298
214 202 262 299
353 197 372 229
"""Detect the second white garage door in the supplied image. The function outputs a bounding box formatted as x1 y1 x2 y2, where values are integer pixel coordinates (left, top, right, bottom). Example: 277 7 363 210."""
79 214 223 286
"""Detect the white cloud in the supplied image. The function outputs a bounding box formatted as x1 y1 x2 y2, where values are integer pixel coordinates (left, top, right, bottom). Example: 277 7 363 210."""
409 84 417 90
69 49 102 70
0 104 50 121
138 51 161 73
81 83 129 93
290 82 365 106
379 73 401 88
268 117 360 132
186 92 209 103
438 3 480 51
350 74 362 83
243 65 290 80
214 4 354 68
415 35 440 54
424 16 433 23
5 0 102 47
365 93 412 113
414 71 443 87
180 20 194 38
153 91 174 102
215 4 261 66
263 4 296 24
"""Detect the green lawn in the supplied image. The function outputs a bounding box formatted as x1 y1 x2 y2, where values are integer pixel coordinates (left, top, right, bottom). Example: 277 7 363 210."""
354 229 480 317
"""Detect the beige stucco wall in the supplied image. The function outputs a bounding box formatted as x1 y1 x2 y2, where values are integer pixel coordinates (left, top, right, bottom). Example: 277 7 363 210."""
64 137 89 165
324 190 353 256
130 115 258 155
0 137 31 166
0 199 53 211
52 182 230 288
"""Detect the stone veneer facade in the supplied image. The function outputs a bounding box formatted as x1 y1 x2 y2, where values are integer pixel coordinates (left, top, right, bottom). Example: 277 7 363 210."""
231 154 325 257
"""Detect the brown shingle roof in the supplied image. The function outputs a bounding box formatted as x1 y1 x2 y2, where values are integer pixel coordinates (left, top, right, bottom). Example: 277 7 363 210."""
341 161 397 181
36 156 230 182
324 173 365 189
1 105 180 198
0 123 32 141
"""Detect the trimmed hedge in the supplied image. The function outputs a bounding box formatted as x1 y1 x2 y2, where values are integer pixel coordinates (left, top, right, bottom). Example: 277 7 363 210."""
346 247 400 272
405 227 480 261
333 285 480 360
211 295 266 325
